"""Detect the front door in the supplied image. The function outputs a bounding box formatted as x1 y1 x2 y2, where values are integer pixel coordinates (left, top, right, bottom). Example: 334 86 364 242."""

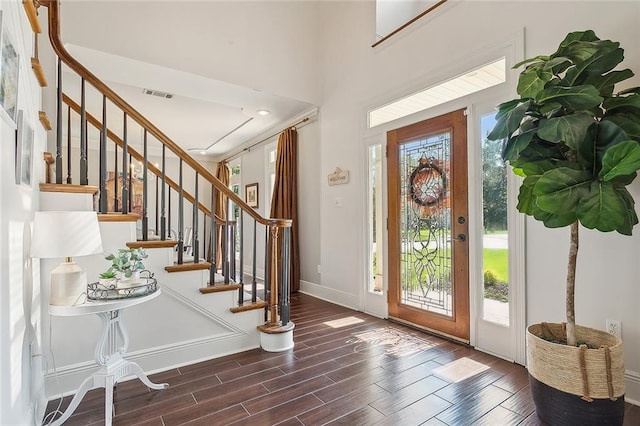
387 109 469 342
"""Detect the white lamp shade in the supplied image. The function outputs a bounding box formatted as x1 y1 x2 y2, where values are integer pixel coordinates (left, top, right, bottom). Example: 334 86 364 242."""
31 211 103 259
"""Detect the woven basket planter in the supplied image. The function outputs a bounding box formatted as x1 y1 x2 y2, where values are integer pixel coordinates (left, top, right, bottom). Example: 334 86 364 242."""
527 323 625 425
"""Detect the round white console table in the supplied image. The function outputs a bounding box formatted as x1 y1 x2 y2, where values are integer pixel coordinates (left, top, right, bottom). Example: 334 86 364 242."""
48 290 168 425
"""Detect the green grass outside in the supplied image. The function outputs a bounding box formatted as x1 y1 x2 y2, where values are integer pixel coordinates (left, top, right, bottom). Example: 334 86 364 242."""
483 248 508 282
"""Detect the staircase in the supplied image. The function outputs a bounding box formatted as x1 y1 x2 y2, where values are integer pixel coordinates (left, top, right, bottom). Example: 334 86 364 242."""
31 0 294 399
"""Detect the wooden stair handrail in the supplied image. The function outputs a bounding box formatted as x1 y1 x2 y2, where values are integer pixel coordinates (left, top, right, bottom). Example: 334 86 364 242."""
44 0 290 229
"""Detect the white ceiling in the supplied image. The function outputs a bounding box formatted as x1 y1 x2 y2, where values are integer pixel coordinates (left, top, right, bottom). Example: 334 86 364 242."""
56 2 318 161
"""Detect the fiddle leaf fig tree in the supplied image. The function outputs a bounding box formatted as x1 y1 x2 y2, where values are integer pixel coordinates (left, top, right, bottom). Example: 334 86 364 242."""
488 31 640 346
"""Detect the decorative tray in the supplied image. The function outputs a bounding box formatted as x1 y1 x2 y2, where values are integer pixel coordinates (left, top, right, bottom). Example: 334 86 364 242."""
87 272 158 301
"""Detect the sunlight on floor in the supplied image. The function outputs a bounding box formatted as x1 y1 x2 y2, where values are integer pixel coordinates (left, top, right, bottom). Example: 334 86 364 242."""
432 357 489 383
351 328 435 357
323 316 365 328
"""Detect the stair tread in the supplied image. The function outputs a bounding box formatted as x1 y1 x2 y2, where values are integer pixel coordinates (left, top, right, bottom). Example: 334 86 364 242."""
199 284 242 294
230 300 268 313
165 261 211 273
40 183 98 195
98 213 140 222
127 240 178 249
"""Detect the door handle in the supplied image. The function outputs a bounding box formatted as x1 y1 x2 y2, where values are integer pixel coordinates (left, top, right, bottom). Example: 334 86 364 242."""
451 233 466 242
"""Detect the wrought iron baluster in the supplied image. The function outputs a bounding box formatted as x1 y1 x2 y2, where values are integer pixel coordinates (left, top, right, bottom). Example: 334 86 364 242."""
114 145 119 212
99 95 107 213
238 210 244 305
66 105 71 184
193 172 199 263
252 219 257 303
80 78 88 185
209 185 217 286
121 112 129 214
160 145 167 240
55 57 62 184
223 196 230 284
142 130 148 240
177 159 184 264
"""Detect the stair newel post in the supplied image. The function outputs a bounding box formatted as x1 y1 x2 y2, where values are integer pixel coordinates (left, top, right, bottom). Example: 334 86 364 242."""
177 159 184 264
223 196 230 284
80 77 88 185
99 95 107 213
193 172 199 263
280 226 291 326
66 105 71 184
268 225 280 326
209 184 217 286
142 129 149 240
238 209 244 306
55 57 62 184
121 112 129 214
160 145 167 240
252 219 257 303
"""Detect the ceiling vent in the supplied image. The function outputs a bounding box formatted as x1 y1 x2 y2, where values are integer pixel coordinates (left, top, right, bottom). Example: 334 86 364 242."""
142 88 174 99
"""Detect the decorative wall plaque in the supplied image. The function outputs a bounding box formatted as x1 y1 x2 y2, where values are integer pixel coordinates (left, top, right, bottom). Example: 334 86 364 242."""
328 167 349 186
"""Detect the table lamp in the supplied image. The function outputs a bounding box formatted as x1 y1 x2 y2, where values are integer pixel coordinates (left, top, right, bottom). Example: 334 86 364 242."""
31 211 103 306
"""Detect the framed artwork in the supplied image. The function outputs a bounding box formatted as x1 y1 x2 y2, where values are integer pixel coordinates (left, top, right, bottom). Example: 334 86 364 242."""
245 182 259 208
15 110 34 188
0 11 19 124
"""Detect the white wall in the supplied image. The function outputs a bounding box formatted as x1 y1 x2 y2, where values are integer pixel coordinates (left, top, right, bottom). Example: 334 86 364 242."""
314 0 640 401
58 1 322 105
0 2 48 424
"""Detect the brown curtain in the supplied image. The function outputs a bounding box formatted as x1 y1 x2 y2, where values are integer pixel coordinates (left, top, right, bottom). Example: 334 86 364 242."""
270 128 300 292
214 161 230 269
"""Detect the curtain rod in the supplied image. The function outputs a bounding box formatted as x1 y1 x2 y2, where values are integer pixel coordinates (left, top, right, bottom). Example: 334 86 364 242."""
220 116 310 163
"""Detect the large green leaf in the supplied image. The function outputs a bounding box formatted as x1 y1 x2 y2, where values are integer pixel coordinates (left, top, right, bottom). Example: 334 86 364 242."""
502 130 535 163
514 55 551 69
535 85 603 111
600 140 640 181
603 93 640 113
577 181 626 232
564 47 624 86
577 121 627 175
516 176 540 215
518 66 553 98
603 114 640 141
487 100 530 140
536 114 594 149
534 168 592 213
555 30 599 50
539 210 578 228
614 186 638 235
590 69 634 95
543 57 572 74
557 40 619 64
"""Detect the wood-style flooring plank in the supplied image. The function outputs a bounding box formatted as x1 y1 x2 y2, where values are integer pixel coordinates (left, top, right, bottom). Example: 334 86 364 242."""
44 293 638 426
372 394 451 426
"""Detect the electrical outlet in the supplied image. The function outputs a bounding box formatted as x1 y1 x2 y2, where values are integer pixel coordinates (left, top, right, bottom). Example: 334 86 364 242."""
606 319 622 338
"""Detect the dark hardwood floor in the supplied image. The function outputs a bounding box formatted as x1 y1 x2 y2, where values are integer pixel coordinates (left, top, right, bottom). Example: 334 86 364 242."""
45 293 640 425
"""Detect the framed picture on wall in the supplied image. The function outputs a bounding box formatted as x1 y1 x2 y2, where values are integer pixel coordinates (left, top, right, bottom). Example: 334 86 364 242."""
16 110 34 188
0 11 19 125
245 182 259 208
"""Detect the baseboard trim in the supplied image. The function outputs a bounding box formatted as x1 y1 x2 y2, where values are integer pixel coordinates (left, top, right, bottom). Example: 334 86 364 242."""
299 280 360 311
625 370 640 406
44 331 258 398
